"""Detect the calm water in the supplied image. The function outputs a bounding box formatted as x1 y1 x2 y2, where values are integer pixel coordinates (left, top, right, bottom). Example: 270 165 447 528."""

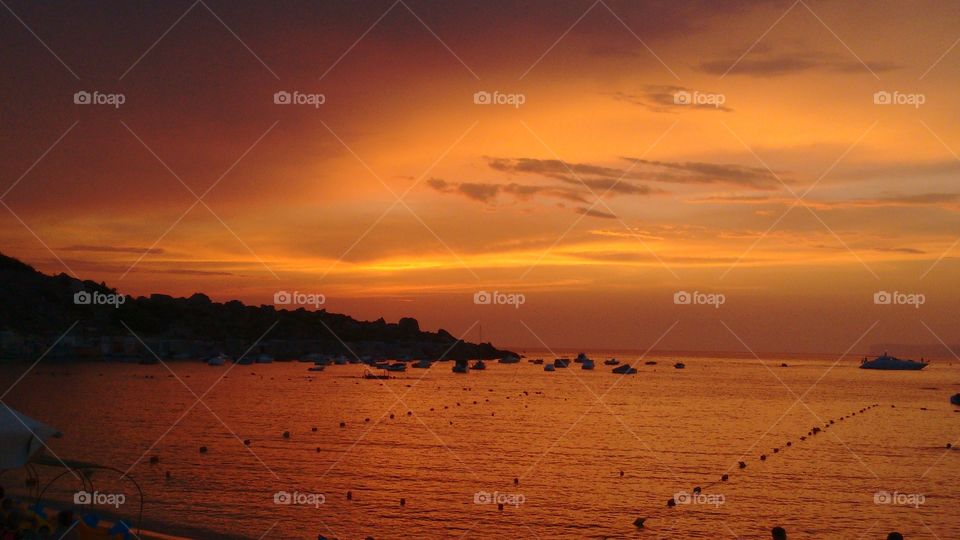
2 353 958 539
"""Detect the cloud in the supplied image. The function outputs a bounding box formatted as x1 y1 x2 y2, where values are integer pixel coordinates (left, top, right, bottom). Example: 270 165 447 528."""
699 50 901 77
610 85 733 113
576 207 617 219
692 192 960 210
59 245 165 255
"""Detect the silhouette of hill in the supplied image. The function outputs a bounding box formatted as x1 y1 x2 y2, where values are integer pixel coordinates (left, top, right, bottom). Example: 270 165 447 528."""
0 252 511 361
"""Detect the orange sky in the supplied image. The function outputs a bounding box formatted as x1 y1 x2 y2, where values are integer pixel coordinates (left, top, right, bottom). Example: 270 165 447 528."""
2 0 960 353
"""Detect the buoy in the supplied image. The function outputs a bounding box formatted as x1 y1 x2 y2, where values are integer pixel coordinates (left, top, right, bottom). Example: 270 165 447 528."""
347 491 353 500
316 447 320 452
786 442 792 447
633 517 646 528
947 443 953 449
692 486 701 494
400 498 406 506
667 498 676 507
283 431 291 438
199 446 208 453
738 461 746 469
243 439 251 446
165 471 171 479
339 422 346 428
721 474 729 481
390 413 395 419
498 503 504 511
760 455 767 461
149 456 160 464
619 470 624 477
365 418 370 422
773 448 779 453
513 478 519 485
312 427 318 432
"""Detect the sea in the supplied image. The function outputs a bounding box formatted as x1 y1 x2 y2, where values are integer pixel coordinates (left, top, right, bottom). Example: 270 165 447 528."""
1 351 958 539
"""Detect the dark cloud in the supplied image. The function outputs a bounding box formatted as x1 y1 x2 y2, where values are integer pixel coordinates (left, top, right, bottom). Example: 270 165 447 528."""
610 85 733 113
700 51 901 77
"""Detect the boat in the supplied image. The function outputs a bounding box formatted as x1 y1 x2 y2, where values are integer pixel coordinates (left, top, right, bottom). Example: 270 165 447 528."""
363 370 389 380
333 356 348 365
374 362 391 370
530 358 544 365
207 353 229 366
385 363 407 372
235 355 253 365
644 361 657 365
499 355 520 364
255 354 274 364
544 364 556 372
612 364 637 374
554 358 570 368
604 358 619 365
860 354 928 371
452 361 468 374
307 366 325 372
471 360 486 370
950 393 960 406
581 359 595 370
412 359 432 369
674 362 685 369
575 352 590 363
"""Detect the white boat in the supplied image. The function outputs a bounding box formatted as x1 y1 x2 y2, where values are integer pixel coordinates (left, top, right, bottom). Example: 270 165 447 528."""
471 360 486 370
860 354 928 371
544 364 556 372
255 354 274 364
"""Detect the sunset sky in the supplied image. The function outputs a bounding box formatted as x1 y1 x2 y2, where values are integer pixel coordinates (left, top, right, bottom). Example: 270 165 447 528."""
2 0 960 353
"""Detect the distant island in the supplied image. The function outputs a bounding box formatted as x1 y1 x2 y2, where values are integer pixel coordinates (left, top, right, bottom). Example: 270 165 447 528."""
0 252 513 362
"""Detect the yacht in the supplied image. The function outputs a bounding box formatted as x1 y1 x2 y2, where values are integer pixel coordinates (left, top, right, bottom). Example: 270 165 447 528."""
471 360 487 370
581 359 595 370
860 354 928 370
612 364 637 374
575 352 590 363
554 358 570 368
530 358 544 365
604 358 620 366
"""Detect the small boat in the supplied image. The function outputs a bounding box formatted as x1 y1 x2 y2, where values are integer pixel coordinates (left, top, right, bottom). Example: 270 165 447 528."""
531 358 544 365
612 364 637 374
307 366 325 372
674 362 685 369
412 359 432 369
255 354 274 364
581 359 595 370
333 356 348 365
207 353 229 366
554 358 570 368
138 357 158 365
860 354 928 371
363 370 389 380
644 361 657 365
544 364 556 372
385 363 407 372
374 362 391 370
236 356 253 365
452 361 468 374
499 355 521 364
604 358 619 366
471 360 486 370
575 352 590 364
951 393 960 406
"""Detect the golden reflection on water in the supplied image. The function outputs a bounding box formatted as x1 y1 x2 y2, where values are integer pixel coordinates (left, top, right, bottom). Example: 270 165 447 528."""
1 355 958 539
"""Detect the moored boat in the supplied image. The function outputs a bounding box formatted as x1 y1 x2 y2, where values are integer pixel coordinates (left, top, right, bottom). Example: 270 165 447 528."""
471 360 486 370
544 364 556 372
499 355 520 364
207 353 229 366
860 354 928 370
612 364 637 374
255 354 274 364
604 358 619 365
581 359 595 370
674 362 685 369
385 363 407 372
554 358 570 368
950 393 960 406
